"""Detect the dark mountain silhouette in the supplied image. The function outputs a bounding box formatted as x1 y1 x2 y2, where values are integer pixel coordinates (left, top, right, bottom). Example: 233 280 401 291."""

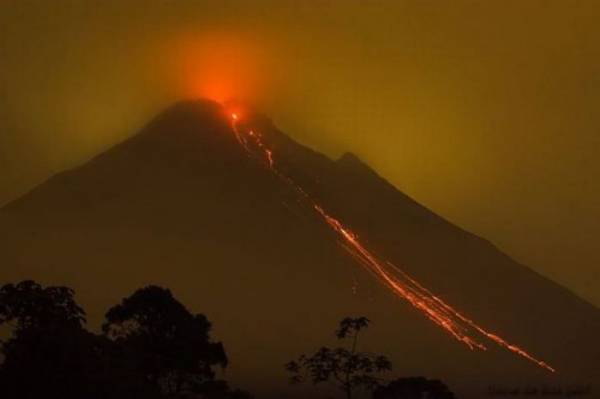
1 99 598 398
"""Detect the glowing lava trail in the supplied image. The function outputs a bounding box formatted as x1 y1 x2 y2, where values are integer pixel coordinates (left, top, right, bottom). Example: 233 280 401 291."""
229 112 555 373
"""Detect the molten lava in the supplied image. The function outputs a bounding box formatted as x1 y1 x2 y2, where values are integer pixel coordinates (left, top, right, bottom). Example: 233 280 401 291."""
229 112 555 373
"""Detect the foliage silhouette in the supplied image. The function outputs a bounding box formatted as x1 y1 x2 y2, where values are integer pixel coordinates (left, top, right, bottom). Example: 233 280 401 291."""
372 377 456 399
192 379 255 399
0 280 158 398
286 316 391 399
102 285 228 396
0 280 85 333
0 280 455 399
0 281 249 399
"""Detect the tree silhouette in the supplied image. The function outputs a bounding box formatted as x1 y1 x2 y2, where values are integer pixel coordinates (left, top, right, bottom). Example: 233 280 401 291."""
0 280 85 333
372 377 456 399
0 281 253 398
286 316 391 399
102 285 228 396
194 379 255 399
0 280 158 399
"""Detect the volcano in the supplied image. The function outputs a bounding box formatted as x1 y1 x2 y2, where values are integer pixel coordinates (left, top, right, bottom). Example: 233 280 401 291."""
1 100 598 398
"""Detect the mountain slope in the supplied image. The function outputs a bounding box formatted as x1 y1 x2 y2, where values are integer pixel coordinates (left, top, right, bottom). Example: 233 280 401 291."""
1 100 598 398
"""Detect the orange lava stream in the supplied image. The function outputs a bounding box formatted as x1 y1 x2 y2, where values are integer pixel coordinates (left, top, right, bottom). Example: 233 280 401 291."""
230 115 555 373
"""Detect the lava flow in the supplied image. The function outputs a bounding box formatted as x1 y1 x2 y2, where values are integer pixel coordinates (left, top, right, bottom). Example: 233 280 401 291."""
229 111 555 373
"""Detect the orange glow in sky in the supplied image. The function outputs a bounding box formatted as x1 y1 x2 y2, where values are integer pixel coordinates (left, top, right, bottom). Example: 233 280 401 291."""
169 33 270 103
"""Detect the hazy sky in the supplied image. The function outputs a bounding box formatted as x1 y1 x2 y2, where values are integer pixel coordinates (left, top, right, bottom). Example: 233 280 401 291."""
1 0 598 305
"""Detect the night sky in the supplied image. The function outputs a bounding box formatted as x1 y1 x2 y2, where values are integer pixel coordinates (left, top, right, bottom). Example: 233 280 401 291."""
1 0 599 306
